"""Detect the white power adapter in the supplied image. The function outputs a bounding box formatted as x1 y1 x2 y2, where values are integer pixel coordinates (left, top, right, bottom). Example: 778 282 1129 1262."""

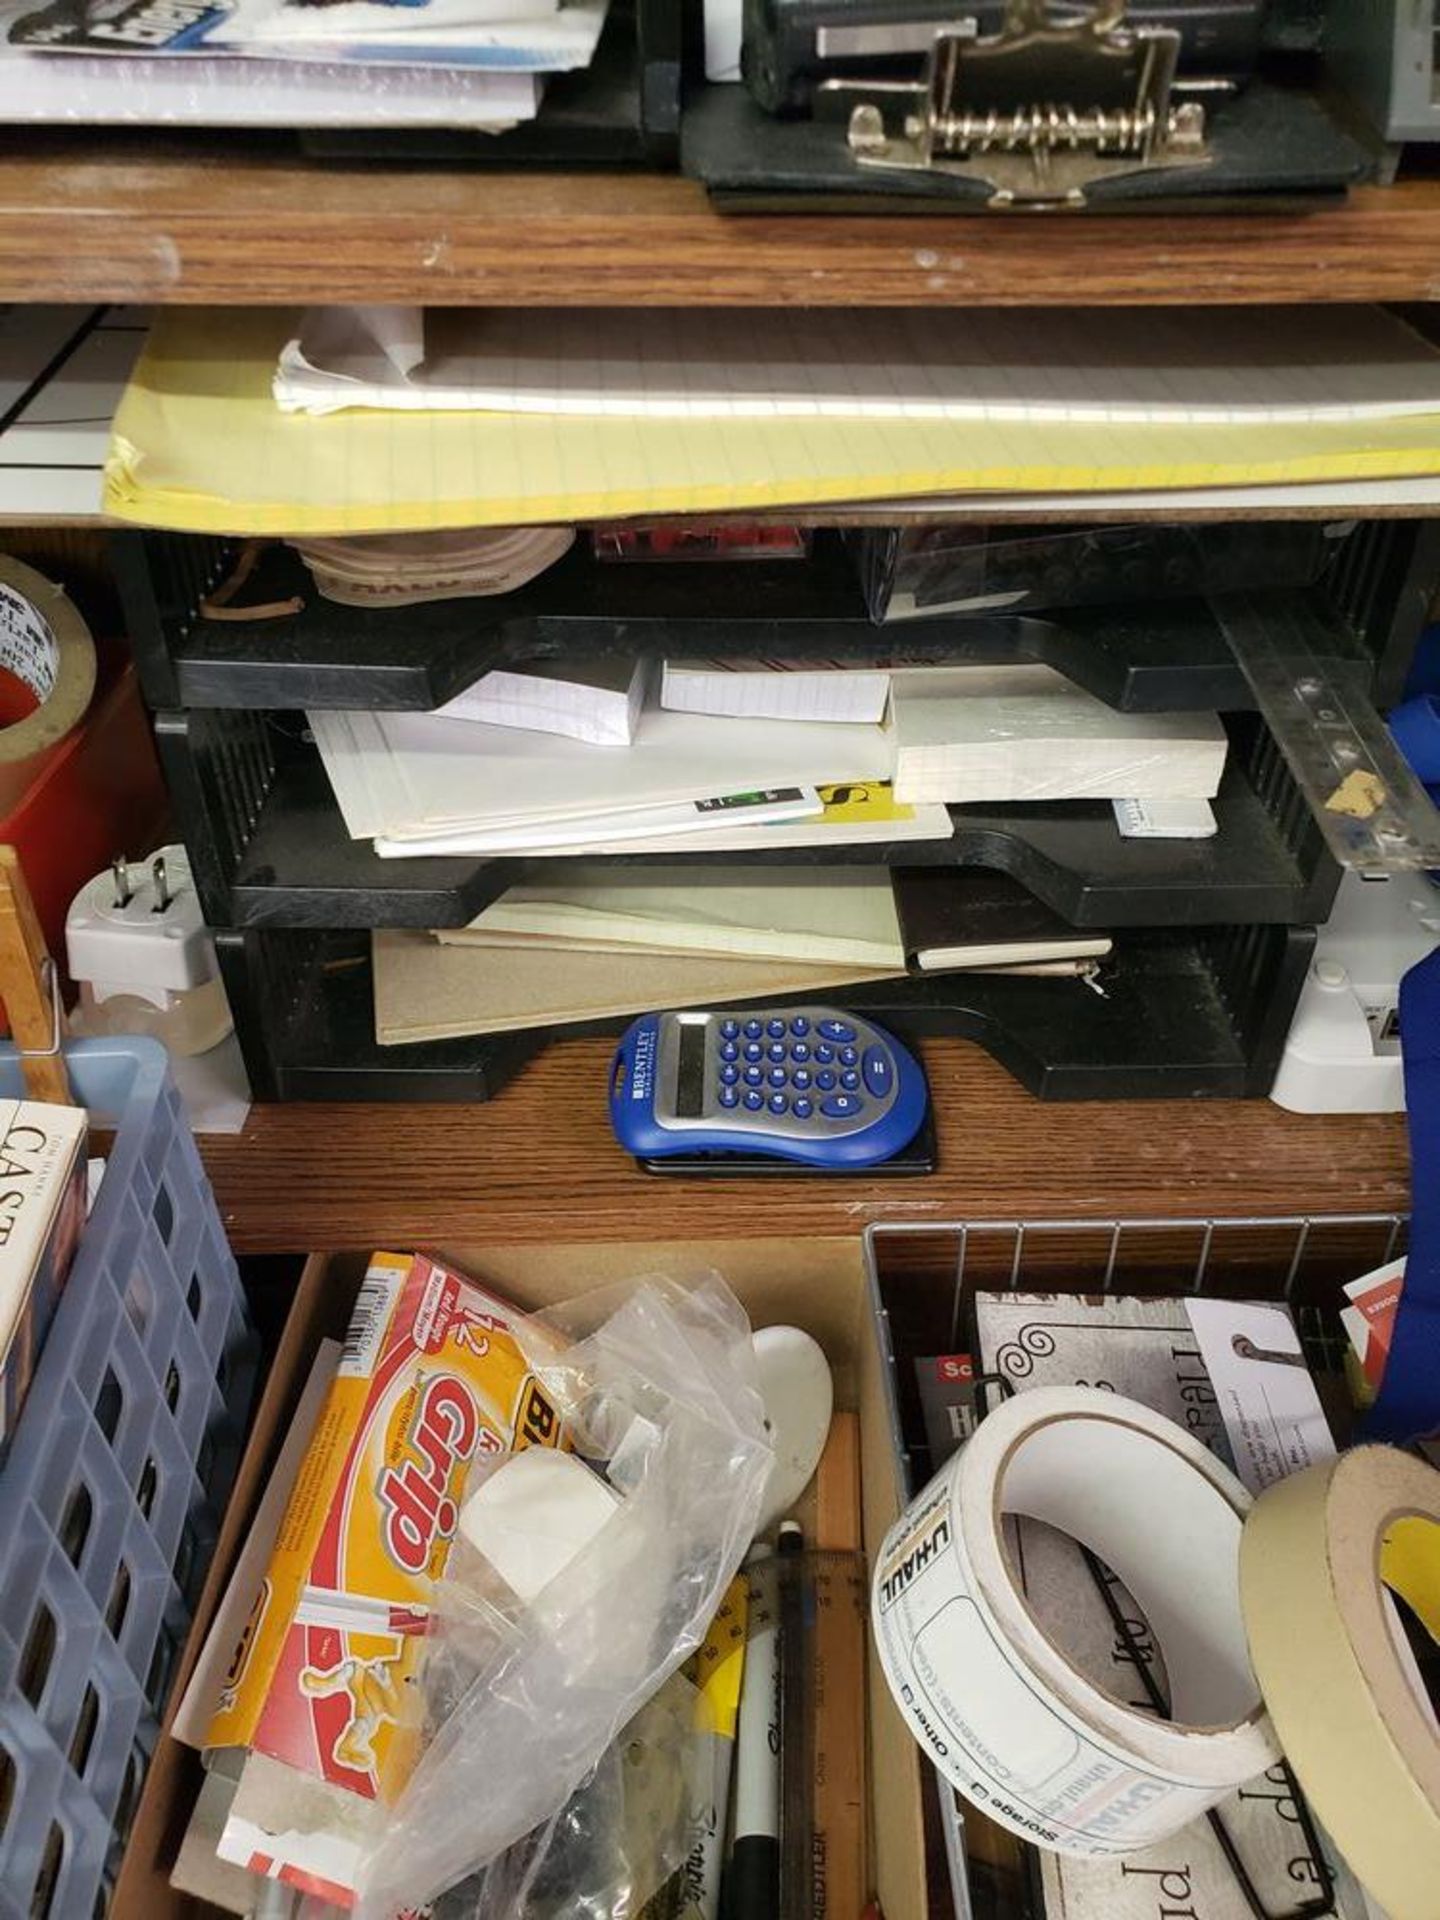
66 845 233 1057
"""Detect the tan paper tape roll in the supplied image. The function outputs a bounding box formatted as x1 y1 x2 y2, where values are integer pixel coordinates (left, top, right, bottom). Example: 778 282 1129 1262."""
1240 1445 1440 1920
0 557 96 771
872 1385 1279 1856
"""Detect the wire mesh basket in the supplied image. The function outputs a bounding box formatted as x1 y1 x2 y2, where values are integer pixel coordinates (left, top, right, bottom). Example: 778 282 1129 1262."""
864 1211 1409 1920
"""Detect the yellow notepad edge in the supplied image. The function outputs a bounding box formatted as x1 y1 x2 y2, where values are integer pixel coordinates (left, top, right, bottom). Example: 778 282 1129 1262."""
105 310 1440 537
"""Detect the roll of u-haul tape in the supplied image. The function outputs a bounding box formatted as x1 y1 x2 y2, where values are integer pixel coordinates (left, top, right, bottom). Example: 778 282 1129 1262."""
0 557 95 774
1240 1445 1440 1920
871 1385 1279 1855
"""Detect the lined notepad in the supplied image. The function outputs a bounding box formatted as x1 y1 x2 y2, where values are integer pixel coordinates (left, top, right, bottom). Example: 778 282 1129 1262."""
107 310 1440 536
276 306 1440 423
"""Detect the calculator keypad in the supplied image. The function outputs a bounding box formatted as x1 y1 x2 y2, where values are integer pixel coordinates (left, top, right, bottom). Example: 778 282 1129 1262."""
709 1009 890 1131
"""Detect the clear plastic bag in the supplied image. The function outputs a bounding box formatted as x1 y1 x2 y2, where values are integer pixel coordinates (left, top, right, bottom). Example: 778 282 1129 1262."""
430 1678 698 1920
354 1272 772 1920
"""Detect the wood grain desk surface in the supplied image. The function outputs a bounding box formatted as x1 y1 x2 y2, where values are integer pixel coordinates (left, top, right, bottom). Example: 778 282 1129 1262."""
4 138 1440 308
199 1035 1411 1255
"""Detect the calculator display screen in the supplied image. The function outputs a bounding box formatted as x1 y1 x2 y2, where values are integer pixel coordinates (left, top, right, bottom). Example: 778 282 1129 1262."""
675 1019 707 1119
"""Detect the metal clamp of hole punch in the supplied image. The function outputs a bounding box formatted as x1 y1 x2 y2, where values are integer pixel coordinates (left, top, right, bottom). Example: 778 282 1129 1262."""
818 0 1209 205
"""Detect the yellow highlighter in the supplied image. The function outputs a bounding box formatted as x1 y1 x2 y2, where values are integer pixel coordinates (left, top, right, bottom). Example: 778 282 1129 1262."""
684 1574 751 1920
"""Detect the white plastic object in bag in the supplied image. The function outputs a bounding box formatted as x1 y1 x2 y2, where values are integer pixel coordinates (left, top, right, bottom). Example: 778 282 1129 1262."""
753 1325 833 1535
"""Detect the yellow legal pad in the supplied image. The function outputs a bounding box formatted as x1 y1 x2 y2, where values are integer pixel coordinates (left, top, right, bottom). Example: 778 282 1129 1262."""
105 308 1440 536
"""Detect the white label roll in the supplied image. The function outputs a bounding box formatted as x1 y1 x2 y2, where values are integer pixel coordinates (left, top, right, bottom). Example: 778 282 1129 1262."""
871 1385 1280 1855
1240 1445 1440 1920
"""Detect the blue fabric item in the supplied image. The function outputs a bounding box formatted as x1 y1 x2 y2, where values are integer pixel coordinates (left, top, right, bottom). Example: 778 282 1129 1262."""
1389 694 1440 785
1406 622 1440 700
1367 946 1440 1442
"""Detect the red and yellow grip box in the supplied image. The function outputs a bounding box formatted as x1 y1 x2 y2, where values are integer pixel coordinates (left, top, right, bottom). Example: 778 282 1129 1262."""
206 1251 567 1800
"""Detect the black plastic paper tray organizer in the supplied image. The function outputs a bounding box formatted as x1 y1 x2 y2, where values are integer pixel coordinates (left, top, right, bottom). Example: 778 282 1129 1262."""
213 928 547 1103
111 522 1437 718
213 922 1313 1105
154 708 1338 933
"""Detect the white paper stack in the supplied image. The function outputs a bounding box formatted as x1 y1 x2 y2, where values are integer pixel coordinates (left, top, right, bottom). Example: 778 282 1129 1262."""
0 0 609 127
585 780 951 856
0 42 543 128
224 0 606 63
437 656 649 747
309 699 895 856
890 665 1227 806
661 656 892 725
451 865 908 968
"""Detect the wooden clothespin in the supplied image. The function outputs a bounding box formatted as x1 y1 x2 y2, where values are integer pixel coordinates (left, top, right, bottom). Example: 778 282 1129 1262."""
0 844 72 1105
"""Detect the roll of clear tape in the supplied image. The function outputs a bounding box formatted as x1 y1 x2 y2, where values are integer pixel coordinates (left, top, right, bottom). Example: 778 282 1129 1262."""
0 558 96 812
1240 1445 1440 1920
871 1385 1279 1855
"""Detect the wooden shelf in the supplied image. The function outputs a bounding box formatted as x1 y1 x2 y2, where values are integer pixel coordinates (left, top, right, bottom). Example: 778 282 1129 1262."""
198 1037 1410 1255
6 135 1440 307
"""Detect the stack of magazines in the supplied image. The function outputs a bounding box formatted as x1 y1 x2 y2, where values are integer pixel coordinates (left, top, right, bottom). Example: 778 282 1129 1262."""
0 0 607 130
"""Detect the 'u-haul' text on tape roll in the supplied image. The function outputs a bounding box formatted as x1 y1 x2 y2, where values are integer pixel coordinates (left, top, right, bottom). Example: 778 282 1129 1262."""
871 1385 1279 1856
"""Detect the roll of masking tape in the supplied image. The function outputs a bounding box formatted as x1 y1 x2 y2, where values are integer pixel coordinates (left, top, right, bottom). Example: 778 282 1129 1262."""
871 1385 1278 1855
0 558 96 782
1240 1445 1440 1920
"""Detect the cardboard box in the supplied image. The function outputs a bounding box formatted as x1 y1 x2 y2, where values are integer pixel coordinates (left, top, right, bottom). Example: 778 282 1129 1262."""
115 1239 933 1920
203 1251 572 1902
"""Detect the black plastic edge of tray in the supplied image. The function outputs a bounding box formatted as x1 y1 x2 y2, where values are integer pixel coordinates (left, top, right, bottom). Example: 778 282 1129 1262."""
212 923 1314 1105
214 929 549 1103
157 707 1338 932
115 532 1373 717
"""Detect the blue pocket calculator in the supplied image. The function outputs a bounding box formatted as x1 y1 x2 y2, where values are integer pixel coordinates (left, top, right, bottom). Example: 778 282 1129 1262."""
608 1007 928 1169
